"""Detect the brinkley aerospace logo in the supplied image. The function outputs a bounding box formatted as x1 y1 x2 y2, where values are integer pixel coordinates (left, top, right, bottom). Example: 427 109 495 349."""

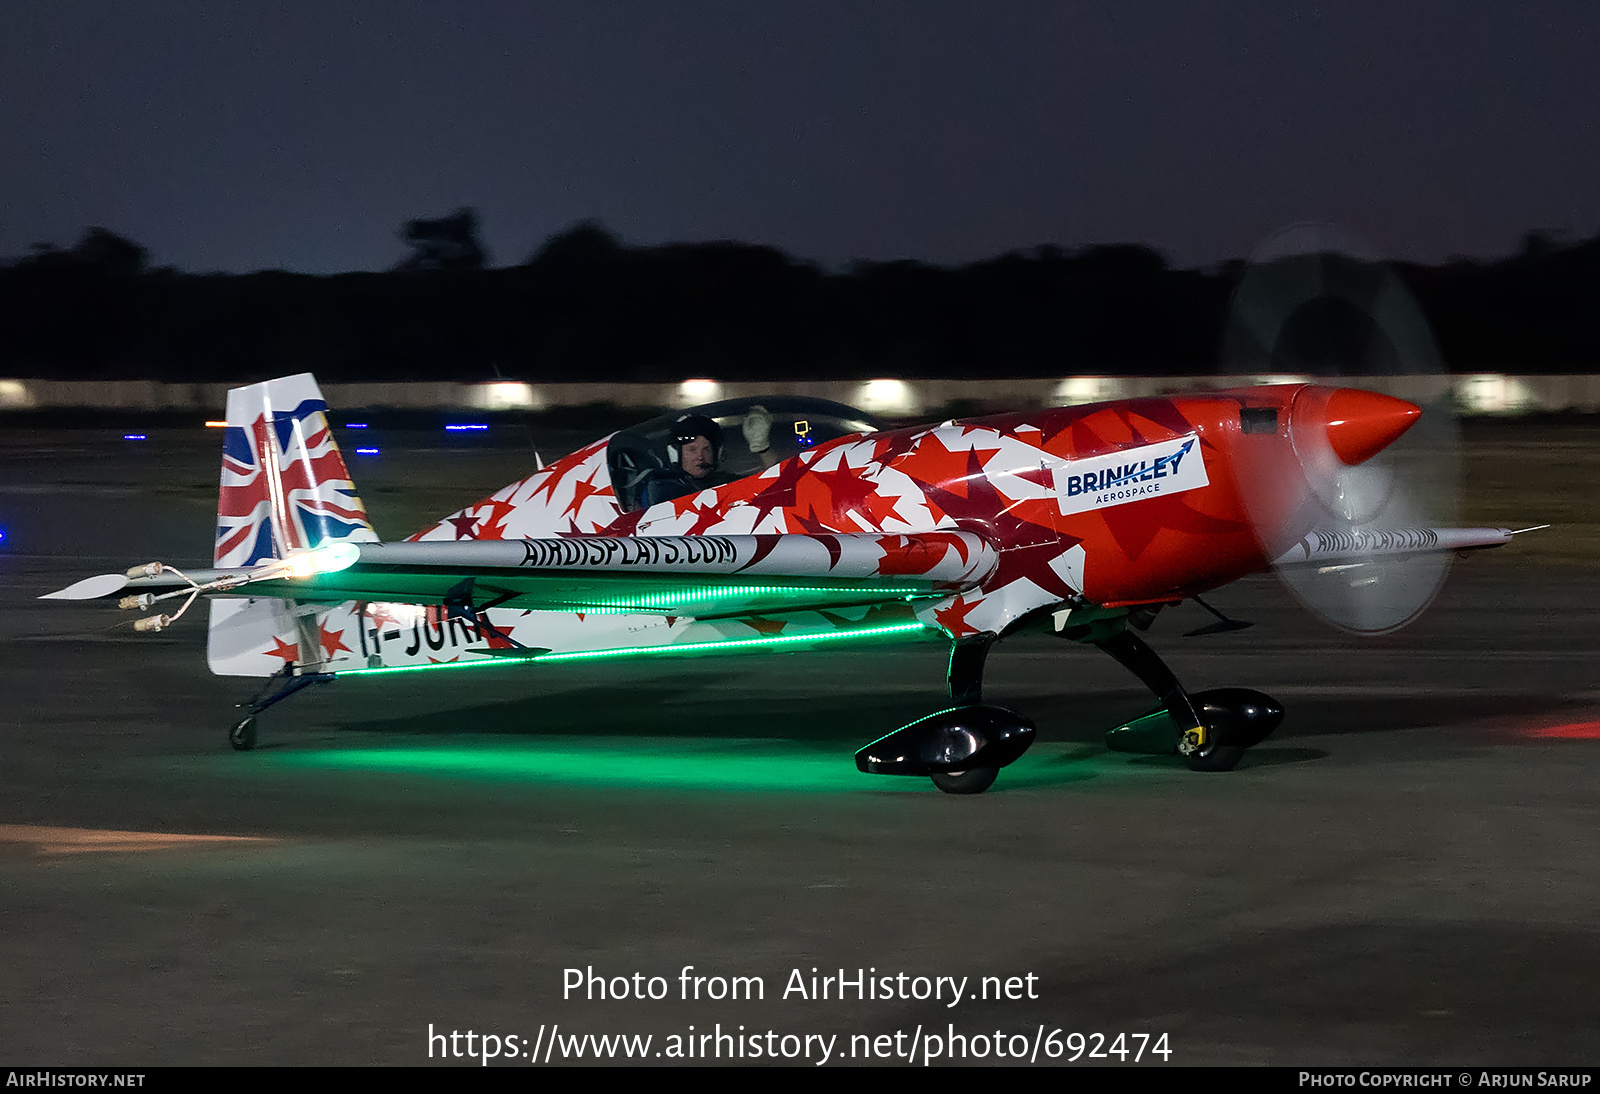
1053 435 1208 517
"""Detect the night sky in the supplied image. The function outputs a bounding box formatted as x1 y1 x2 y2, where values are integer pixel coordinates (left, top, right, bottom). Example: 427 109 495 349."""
2 2 1595 274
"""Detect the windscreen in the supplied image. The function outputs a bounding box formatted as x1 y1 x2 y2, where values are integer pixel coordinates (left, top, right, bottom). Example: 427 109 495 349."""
606 396 882 512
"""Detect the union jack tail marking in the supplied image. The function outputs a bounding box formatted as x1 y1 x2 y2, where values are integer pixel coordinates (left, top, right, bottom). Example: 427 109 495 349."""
214 373 378 566
209 374 379 678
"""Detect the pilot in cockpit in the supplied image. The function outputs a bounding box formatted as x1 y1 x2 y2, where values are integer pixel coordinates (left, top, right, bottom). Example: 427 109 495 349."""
638 413 724 508
637 407 779 508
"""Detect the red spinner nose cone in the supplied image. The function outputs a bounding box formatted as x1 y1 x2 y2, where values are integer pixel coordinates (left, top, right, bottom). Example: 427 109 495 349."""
1322 388 1422 465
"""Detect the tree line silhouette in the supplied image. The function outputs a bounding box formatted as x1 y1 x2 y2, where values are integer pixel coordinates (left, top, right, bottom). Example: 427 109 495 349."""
1 213 1595 383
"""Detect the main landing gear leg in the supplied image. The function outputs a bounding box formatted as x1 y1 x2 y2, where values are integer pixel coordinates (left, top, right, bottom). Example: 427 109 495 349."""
929 633 1004 793
1093 628 1237 771
946 633 995 704
854 632 1035 796
1092 628 1284 771
1093 628 1204 744
228 665 335 751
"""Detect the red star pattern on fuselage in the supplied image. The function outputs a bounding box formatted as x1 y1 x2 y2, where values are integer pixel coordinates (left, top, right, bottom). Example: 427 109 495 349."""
326 394 1280 661
918 449 1042 543
933 596 981 635
918 448 1080 601
1099 455 1246 562
730 458 812 528
264 636 299 665
683 501 726 536
877 535 960 576
890 432 1001 500
528 439 608 505
474 498 518 540
1000 461 1056 491
318 621 352 659
859 488 909 528
795 463 882 529
561 467 609 519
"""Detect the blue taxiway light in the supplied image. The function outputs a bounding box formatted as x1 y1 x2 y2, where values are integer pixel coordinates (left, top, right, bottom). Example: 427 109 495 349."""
345 422 368 429
444 424 489 432
123 434 147 441
354 447 380 456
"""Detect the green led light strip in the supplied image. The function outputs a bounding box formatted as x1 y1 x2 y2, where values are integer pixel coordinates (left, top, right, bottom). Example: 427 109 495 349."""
334 621 933 678
536 591 943 615
543 584 934 611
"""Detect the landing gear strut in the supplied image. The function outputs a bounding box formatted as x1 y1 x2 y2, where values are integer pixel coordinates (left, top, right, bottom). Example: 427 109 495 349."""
931 635 1009 793
1093 627 1281 770
1093 628 1217 768
855 632 1036 795
228 665 334 751
946 632 994 705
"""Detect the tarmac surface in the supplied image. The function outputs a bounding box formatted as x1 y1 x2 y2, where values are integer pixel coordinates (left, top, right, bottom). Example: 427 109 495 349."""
1 419 1597 1067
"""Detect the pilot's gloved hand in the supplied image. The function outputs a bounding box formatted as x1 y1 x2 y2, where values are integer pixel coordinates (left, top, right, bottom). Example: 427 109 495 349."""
742 405 772 454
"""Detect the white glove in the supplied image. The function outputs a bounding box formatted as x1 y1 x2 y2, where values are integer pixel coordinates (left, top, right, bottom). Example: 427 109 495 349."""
742 405 772 453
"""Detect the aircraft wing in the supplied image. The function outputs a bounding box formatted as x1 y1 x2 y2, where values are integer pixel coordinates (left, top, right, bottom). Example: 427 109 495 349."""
44 532 998 620
1271 527 1520 568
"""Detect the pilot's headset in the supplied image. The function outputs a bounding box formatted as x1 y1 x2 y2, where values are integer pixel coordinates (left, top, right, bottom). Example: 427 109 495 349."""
666 414 723 467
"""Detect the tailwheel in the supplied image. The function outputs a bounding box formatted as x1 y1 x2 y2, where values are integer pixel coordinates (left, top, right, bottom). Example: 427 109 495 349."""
229 716 257 751
228 668 334 753
930 767 999 795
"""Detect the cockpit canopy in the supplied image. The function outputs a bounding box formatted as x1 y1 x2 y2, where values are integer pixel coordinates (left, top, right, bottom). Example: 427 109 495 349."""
607 396 883 512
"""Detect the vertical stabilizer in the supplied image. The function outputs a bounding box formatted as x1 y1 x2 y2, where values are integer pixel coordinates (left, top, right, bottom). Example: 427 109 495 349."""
214 373 378 566
209 374 377 676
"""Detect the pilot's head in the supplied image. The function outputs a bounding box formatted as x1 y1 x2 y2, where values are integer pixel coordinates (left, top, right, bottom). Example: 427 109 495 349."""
670 414 722 480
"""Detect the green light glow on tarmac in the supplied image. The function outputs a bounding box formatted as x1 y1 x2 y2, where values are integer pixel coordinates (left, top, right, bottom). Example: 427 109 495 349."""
267 740 1100 794
335 621 933 679
277 740 878 793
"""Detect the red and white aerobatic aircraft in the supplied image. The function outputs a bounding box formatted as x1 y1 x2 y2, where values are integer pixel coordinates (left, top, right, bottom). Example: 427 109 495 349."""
47 371 1520 792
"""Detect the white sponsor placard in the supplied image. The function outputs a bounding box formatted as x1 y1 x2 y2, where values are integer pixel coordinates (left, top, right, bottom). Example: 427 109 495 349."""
1052 435 1209 516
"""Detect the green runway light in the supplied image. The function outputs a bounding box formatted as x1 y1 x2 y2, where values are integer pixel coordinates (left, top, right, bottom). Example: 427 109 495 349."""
334 621 933 679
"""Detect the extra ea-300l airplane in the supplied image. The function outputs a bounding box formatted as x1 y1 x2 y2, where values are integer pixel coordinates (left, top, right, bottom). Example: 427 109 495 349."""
45 364 1524 794
45 228 1542 794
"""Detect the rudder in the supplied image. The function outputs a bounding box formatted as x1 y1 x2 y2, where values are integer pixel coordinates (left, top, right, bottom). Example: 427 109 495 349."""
209 374 376 676
214 373 377 565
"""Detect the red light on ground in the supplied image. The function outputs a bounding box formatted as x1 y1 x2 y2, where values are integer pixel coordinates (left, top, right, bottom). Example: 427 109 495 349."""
1524 721 1600 740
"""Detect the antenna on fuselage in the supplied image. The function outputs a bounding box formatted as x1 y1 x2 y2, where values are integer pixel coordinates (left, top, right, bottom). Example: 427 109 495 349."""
490 360 543 468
